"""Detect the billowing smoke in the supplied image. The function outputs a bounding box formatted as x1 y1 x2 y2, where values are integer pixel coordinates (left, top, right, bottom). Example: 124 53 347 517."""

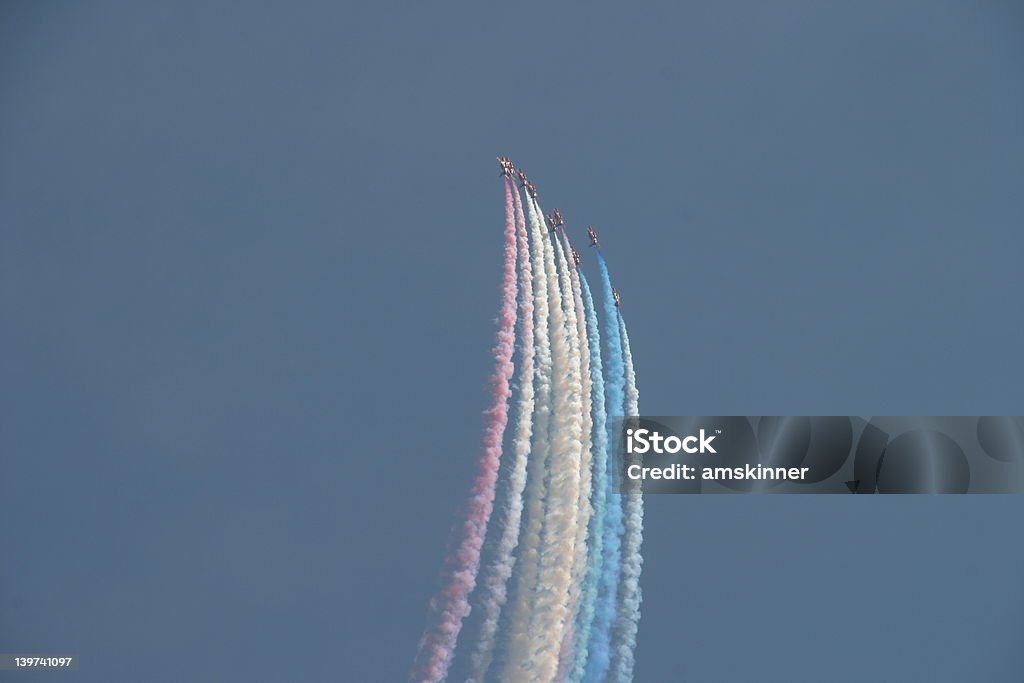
412 163 643 683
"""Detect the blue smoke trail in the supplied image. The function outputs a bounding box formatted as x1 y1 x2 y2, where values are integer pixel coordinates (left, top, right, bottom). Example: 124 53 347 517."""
569 271 607 683
582 251 626 683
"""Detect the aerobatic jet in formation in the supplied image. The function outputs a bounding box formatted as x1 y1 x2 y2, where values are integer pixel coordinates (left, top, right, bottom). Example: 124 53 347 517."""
525 181 538 199
587 226 599 247
613 287 622 308
570 246 581 267
516 170 529 188
547 208 565 231
497 156 515 177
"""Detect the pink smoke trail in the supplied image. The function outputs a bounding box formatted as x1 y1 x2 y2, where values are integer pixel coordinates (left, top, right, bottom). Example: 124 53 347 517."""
411 178 519 683
466 178 535 683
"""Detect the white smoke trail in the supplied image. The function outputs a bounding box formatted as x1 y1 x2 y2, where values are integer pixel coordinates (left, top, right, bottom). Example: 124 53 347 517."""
467 185 536 683
501 190 556 681
568 272 606 683
610 314 642 683
523 197 584 683
555 226 594 681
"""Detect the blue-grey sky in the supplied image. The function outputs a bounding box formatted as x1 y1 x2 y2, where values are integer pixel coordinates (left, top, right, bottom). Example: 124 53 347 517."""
2 2 1023 681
